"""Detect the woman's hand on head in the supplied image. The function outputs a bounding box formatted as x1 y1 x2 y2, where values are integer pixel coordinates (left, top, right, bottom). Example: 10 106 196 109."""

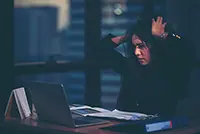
152 16 167 38
111 34 127 45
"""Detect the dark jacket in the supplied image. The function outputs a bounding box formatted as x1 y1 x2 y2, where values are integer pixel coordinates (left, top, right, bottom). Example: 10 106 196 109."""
95 33 193 116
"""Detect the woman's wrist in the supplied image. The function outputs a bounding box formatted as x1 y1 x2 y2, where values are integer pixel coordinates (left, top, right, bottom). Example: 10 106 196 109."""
160 32 168 39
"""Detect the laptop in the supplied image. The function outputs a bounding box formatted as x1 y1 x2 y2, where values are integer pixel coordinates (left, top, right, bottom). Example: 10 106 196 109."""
27 81 109 128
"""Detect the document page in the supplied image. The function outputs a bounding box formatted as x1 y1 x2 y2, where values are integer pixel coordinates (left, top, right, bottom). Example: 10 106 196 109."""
69 104 156 121
70 104 111 116
87 109 153 120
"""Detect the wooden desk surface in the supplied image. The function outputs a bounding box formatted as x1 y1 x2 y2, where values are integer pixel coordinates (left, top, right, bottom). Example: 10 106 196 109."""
2 117 200 134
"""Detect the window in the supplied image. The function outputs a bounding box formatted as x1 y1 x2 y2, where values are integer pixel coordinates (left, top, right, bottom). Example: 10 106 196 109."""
14 0 85 63
14 0 86 104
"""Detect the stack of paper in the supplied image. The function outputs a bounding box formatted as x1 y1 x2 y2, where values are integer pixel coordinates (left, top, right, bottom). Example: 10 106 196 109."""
70 105 111 115
70 104 154 121
87 109 150 120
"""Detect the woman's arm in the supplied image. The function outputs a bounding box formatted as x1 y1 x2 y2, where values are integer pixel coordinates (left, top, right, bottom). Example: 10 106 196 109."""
94 34 128 74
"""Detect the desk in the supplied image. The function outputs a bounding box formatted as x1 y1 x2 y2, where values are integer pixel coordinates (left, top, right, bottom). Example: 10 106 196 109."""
1 117 200 134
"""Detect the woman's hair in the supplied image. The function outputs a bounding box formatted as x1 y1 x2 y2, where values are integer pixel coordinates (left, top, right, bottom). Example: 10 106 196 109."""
121 15 175 58
120 17 153 58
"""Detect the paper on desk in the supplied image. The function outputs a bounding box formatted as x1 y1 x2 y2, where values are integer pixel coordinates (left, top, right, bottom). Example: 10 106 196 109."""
70 104 111 112
69 104 152 120
87 109 150 120
112 109 148 117
92 107 111 113
70 105 92 110
70 105 111 116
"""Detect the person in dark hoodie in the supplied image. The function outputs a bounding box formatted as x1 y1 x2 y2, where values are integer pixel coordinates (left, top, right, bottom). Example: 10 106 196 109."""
95 16 194 117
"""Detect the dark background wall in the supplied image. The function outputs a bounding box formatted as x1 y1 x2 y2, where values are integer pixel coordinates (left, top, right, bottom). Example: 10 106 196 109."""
166 0 200 118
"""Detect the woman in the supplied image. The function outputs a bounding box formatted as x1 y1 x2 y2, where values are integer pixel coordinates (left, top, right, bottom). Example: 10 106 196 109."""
94 16 193 117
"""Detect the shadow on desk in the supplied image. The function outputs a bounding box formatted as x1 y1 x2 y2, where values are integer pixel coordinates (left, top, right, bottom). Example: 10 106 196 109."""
1 116 200 134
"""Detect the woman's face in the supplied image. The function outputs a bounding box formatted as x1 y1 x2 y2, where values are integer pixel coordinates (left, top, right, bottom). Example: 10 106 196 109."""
132 35 151 65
